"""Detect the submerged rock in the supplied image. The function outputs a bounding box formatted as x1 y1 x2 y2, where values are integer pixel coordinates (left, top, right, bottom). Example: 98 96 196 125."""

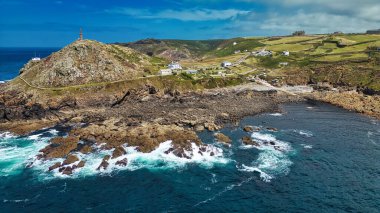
214 133 232 144
79 145 92 154
77 160 86 168
243 125 260 132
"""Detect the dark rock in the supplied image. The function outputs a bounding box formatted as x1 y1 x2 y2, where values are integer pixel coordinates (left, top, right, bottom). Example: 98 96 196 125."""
270 141 276 145
267 127 278 132
115 158 128 167
97 155 110 170
243 126 253 132
210 152 215 156
112 146 127 159
48 162 61 171
62 166 73 175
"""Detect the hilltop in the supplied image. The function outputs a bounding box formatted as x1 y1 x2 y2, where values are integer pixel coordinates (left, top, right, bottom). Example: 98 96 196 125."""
18 39 165 87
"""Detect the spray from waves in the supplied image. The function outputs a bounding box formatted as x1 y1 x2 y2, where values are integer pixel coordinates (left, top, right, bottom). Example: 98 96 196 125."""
238 132 294 182
0 130 57 177
367 131 378 146
30 140 230 180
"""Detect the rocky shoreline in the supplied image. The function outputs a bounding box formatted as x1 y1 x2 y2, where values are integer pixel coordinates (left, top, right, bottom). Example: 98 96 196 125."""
0 82 303 175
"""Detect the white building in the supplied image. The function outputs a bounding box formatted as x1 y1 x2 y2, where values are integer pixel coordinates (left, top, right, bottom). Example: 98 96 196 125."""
234 50 241 54
221 61 232 67
279 62 289 66
159 69 173 76
282 51 290 56
168 62 182 70
233 42 238 46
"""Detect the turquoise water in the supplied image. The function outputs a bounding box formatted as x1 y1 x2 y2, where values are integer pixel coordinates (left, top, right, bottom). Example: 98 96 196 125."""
0 102 379 212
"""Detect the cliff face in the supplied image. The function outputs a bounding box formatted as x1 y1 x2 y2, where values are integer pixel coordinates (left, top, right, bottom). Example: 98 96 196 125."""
19 40 154 87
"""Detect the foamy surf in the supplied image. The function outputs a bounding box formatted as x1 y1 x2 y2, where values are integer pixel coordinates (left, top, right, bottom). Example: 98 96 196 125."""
269 113 283 116
239 131 294 182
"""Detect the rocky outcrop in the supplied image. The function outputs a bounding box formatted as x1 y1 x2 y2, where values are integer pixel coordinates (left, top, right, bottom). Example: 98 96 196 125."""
241 136 260 146
62 154 79 165
112 146 127 159
97 155 111 170
39 136 79 159
214 133 232 144
19 40 155 87
309 91 380 119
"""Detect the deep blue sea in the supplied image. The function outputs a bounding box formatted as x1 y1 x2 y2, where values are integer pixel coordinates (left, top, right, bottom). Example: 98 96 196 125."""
0 47 59 81
0 102 379 212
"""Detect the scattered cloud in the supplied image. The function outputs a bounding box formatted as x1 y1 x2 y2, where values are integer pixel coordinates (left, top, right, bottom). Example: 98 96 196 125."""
106 7 251 21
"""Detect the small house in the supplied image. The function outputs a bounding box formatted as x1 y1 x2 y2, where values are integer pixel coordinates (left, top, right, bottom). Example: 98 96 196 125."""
234 50 241 54
168 62 182 70
233 42 238 46
279 62 289 66
282 51 290 56
221 61 232 67
159 69 173 76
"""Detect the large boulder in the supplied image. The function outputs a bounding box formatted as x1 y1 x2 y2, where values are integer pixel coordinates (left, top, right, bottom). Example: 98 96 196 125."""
62 154 79 165
241 136 260 146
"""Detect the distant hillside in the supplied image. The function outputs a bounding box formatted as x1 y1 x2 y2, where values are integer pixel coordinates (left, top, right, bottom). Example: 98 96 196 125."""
19 40 163 87
117 38 265 60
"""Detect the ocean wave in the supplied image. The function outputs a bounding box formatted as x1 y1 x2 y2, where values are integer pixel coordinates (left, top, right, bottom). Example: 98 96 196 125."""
239 132 294 182
0 132 16 139
30 140 230 179
300 144 313 149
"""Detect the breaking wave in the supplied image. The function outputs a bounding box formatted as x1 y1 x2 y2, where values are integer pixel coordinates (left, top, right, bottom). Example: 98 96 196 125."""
238 132 294 182
0 130 230 180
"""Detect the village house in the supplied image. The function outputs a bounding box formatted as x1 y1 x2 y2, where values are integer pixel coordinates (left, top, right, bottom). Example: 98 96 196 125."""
168 62 182 70
367 29 380 34
234 50 241 54
221 61 232 67
282 51 290 56
159 69 173 76
279 62 289 66
233 42 238 46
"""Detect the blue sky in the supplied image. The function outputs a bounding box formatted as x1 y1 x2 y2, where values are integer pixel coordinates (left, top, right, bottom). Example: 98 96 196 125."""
0 0 379 47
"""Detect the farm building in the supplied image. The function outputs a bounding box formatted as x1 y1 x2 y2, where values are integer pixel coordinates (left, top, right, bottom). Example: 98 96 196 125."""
221 61 232 67
168 62 182 70
159 69 173 76
252 50 272 57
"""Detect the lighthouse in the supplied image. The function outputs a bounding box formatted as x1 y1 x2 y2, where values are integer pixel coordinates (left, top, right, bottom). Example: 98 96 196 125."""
79 28 83 40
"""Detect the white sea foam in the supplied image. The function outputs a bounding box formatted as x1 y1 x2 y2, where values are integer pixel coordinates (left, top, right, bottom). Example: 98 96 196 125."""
0 132 16 139
0 132 50 177
269 113 283 117
300 144 313 149
239 132 294 182
31 140 230 179
294 129 314 137
0 81 5 84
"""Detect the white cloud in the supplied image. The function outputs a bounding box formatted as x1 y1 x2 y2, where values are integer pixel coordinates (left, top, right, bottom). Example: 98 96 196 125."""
106 8 251 21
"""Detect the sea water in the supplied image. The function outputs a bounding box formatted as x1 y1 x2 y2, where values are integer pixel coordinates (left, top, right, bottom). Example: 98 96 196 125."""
0 47 59 81
0 102 379 212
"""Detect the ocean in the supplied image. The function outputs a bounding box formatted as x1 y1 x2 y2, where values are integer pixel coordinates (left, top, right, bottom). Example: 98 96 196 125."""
1 102 379 212
0 47 59 82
